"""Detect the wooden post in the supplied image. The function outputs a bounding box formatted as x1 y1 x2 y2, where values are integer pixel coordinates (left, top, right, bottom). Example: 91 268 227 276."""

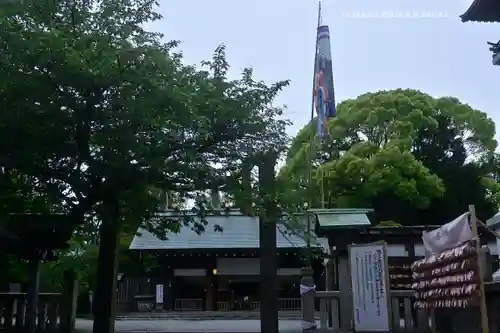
25 256 41 333
325 256 334 327
205 269 215 311
162 264 173 311
337 248 352 330
259 151 279 333
469 204 490 333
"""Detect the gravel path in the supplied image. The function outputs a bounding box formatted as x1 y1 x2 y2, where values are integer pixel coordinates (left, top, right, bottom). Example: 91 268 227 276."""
75 318 323 332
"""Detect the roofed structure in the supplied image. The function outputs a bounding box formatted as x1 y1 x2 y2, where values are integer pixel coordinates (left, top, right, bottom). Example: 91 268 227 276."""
311 208 372 229
129 209 326 251
460 0 500 22
129 208 373 251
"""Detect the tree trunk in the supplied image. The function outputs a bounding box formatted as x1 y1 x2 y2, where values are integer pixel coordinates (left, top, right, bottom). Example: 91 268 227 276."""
240 158 254 215
92 203 120 333
258 151 279 333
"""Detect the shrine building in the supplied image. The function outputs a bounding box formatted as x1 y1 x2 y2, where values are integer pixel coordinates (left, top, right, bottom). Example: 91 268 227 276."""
461 0 500 65
124 209 499 312
126 208 371 311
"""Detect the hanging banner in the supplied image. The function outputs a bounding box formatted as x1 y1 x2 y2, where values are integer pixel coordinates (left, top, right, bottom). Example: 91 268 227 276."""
349 241 391 332
313 25 336 138
422 212 473 256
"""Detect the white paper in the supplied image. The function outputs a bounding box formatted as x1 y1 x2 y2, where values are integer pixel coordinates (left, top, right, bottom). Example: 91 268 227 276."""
299 284 316 296
155 284 163 304
349 243 390 332
422 213 472 256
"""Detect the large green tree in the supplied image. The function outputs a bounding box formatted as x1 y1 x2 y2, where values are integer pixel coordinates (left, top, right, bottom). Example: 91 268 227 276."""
0 1 289 332
280 89 498 224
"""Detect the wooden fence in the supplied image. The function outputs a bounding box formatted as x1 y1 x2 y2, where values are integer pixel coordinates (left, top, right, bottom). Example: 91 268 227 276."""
316 290 434 332
0 293 66 333
0 271 77 333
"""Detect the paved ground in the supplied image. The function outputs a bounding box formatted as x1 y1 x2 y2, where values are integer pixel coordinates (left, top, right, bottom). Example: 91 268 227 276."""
115 311 305 320
75 318 323 332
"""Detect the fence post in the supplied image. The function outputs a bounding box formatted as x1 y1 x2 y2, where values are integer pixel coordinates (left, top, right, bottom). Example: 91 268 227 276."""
60 269 78 333
301 266 316 331
25 257 41 333
337 255 352 330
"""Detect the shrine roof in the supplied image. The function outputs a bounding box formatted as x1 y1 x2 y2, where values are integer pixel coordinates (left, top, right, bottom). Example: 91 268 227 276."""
461 0 500 22
129 209 328 251
311 208 372 228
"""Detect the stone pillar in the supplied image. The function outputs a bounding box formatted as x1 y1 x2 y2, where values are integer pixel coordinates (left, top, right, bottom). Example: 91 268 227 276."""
300 266 316 331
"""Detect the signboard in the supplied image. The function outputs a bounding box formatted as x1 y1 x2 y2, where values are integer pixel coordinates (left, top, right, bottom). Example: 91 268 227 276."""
349 242 391 332
155 284 163 304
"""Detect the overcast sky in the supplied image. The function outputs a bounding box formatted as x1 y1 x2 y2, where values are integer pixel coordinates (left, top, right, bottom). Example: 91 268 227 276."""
146 0 500 139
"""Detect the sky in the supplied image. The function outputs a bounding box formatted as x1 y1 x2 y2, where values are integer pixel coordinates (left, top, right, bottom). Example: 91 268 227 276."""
146 0 500 139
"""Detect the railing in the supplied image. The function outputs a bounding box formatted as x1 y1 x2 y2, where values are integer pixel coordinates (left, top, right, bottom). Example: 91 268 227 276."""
213 299 300 311
316 291 340 329
315 290 435 332
278 298 301 310
391 290 434 332
250 301 260 310
0 292 63 333
173 298 203 311
216 301 231 310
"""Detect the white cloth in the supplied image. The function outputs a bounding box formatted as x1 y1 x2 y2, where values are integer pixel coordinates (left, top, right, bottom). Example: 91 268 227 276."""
301 320 317 330
422 212 473 256
300 284 316 296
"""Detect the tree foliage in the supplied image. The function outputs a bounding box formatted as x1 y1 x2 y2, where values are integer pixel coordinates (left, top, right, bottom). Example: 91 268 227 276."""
0 0 290 233
280 89 498 224
0 0 290 330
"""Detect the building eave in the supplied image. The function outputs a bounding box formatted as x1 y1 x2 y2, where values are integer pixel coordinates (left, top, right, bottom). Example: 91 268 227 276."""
460 0 500 23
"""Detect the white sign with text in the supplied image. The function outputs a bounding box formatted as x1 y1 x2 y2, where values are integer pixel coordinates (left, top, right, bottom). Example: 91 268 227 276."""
156 284 163 304
349 242 391 332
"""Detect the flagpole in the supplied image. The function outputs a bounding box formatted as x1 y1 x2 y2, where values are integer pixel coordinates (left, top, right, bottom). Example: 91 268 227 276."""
306 0 322 267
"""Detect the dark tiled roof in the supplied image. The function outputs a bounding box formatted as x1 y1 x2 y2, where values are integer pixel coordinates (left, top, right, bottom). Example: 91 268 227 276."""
129 210 328 250
461 0 500 22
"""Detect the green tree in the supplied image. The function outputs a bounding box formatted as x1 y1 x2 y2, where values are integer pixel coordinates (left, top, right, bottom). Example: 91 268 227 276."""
280 89 498 224
0 1 289 332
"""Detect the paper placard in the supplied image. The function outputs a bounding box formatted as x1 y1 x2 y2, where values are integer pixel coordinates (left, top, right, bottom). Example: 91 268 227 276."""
349 242 391 332
156 284 163 304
